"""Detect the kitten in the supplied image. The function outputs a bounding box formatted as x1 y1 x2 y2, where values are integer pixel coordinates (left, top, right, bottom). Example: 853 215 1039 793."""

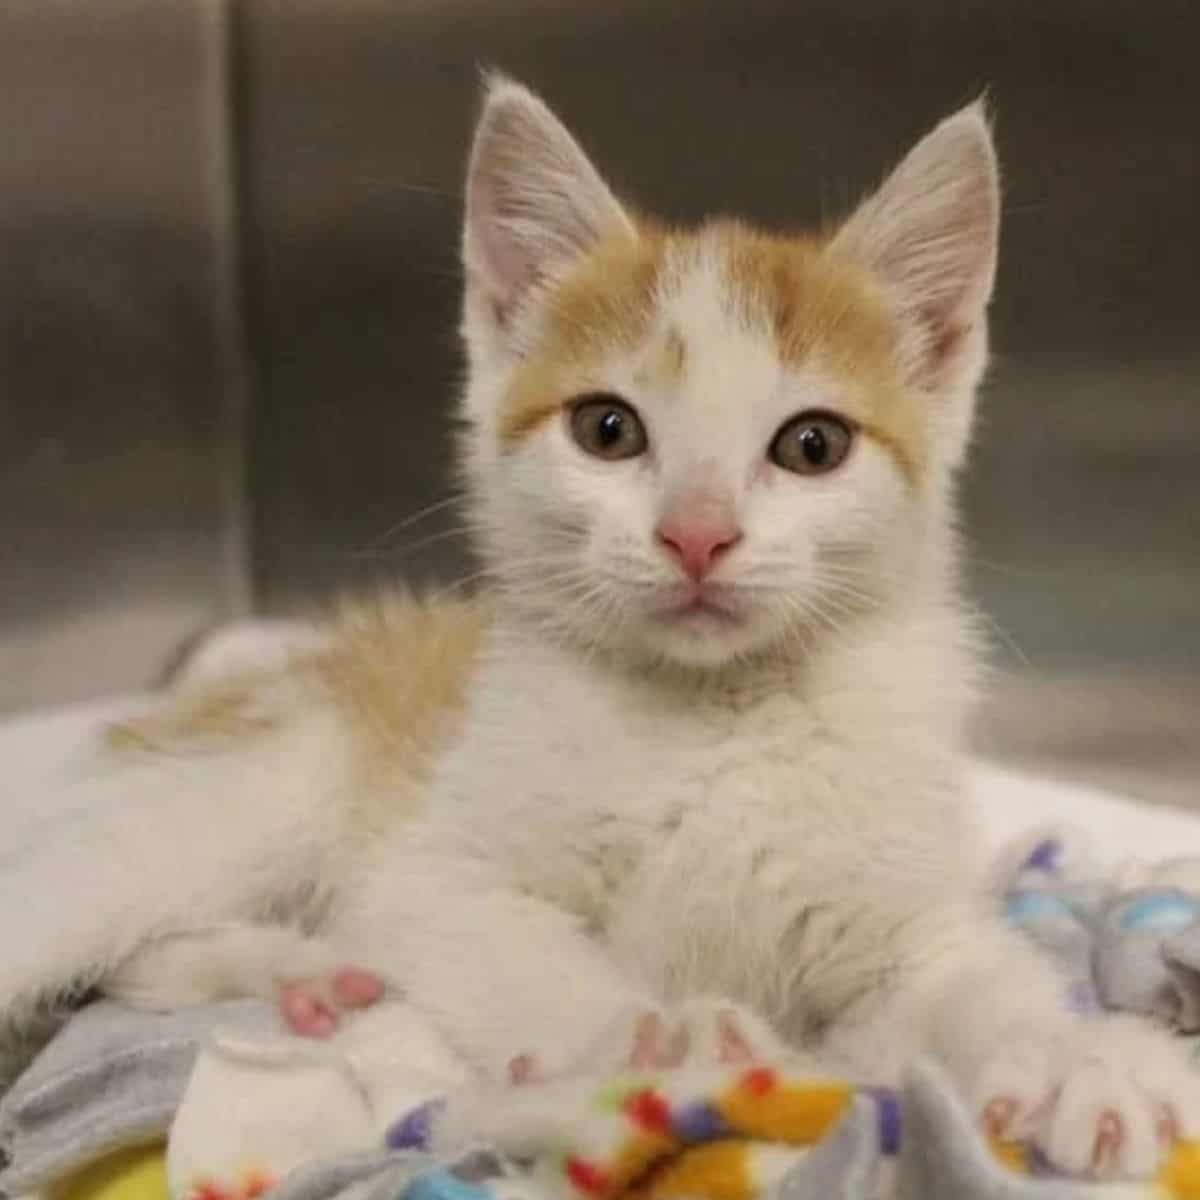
3 77 1197 1178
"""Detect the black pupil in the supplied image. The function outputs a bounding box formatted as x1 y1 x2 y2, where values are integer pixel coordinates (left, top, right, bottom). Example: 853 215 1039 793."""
799 425 828 465
597 409 624 446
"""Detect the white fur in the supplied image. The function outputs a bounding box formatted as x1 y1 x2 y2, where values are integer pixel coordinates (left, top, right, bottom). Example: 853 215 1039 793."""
4 79 1198 1178
109 923 342 1010
168 619 328 688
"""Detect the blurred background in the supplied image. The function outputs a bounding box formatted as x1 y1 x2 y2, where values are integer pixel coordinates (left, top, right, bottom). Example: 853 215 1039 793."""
1 0 1196 803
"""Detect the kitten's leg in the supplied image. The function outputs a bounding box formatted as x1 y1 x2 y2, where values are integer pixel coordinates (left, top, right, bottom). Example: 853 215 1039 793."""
108 924 385 1036
332 862 673 1080
672 995 810 1067
823 904 1200 1179
510 999 813 1083
335 859 831 1081
0 703 346 1040
933 933 1200 1178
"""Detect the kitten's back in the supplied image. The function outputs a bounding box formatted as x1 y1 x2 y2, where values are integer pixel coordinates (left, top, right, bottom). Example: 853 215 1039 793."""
107 591 488 833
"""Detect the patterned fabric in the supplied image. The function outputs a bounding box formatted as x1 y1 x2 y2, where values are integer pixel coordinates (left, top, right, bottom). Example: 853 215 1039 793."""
1000 832 1200 1030
12 827 1200 1200
385 1061 1200 1200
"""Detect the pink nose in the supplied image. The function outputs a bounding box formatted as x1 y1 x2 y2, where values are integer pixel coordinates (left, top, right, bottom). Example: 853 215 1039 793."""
656 518 743 581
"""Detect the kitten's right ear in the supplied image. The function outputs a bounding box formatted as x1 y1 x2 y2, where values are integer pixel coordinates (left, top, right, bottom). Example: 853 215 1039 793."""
463 76 634 336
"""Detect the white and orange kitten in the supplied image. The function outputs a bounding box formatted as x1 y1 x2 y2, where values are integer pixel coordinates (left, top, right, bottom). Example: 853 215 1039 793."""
3 78 1198 1177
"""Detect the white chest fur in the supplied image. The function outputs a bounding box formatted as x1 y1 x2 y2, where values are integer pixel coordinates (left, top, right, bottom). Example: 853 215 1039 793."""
401 615 978 1020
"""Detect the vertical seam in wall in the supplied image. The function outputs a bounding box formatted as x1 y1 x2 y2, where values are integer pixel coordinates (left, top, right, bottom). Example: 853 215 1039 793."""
201 0 255 617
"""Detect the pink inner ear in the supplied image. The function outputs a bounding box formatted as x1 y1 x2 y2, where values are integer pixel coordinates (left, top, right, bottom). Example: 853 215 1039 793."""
468 173 533 324
918 311 973 386
463 83 635 342
829 106 997 397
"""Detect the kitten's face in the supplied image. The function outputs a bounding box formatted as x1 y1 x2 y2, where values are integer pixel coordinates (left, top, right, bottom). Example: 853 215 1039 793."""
473 227 923 666
460 81 998 669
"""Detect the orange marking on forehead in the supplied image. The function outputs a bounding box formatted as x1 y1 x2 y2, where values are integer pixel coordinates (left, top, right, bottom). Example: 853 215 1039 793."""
716 219 926 484
496 216 927 486
497 226 666 447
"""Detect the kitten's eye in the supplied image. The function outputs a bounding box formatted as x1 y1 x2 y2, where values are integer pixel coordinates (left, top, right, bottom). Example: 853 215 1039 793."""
568 394 648 461
769 411 854 475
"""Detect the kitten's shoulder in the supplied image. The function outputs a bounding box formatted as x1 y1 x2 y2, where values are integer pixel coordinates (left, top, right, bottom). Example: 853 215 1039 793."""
314 590 488 765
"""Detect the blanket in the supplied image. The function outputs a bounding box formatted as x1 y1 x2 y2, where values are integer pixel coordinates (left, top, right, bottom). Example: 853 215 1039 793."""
8 827 1200 1200
176 1060 1200 1200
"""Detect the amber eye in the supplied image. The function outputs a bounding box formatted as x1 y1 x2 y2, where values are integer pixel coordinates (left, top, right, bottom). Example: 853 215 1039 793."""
769 411 855 475
568 394 648 461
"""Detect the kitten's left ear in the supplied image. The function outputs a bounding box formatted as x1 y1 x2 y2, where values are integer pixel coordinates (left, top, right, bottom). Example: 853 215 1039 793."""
463 76 635 338
831 102 999 400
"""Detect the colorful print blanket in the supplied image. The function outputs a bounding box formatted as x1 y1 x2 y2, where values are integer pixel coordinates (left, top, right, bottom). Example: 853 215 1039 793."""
178 1056 1200 1200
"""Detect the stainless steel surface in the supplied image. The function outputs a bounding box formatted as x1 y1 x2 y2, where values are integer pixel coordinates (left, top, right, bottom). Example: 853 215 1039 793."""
0 0 249 713
2 1 1196 801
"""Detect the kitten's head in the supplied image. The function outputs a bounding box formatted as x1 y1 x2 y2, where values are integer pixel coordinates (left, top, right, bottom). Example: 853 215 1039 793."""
458 77 998 669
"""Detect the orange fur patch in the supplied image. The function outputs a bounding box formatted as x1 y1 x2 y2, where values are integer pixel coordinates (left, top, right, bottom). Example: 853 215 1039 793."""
307 593 486 825
105 677 283 753
498 227 666 446
718 221 924 484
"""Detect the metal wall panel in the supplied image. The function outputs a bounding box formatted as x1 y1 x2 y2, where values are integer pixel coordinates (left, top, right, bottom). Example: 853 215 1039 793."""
0 0 249 714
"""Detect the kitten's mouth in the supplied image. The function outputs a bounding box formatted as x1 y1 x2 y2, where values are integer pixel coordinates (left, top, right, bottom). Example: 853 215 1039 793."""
652 585 745 627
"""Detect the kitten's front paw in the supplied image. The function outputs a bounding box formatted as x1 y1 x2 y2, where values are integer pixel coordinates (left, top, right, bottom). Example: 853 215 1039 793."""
509 1006 687 1084
674 996 791 1067
506 998 792 1085
973 1021 1200 1179
278 966 386 1037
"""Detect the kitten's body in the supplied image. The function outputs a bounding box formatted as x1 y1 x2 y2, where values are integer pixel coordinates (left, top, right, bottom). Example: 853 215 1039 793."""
110 580 977 1083
5 78 1199 1177
340 593 970 1076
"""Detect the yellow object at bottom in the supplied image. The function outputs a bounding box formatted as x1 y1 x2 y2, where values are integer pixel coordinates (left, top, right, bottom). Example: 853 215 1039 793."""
50 1144 169 1200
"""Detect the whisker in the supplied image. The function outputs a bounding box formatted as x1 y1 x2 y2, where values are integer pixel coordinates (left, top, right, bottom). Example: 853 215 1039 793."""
361 495 467 550
347 524 473 564
975 611 1033 670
